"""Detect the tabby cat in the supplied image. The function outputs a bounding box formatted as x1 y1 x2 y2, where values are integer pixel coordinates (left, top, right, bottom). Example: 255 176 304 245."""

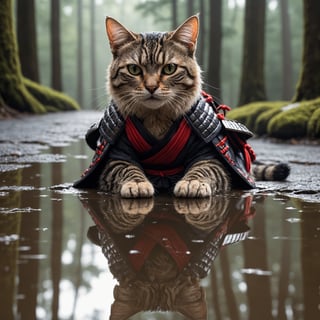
83 15 289 198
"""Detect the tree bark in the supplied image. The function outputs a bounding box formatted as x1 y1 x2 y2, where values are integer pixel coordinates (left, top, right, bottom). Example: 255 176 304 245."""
77 0 83 107
51 0 62 91
0 0 45 113
280 0 293 100
293 0 320 101
238 0 267 105
197 0 205 67
90 0 96 109
187 0 194 17
171 0 178 29
0 0 78 116
16 0 39 82
207 0 222 99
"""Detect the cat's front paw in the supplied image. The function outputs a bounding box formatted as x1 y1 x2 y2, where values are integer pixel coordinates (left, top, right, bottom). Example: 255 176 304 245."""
120 181 154 198
174 179 212 198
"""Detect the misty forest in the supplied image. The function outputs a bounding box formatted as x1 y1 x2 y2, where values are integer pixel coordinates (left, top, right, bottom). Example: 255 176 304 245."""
0 0 319 139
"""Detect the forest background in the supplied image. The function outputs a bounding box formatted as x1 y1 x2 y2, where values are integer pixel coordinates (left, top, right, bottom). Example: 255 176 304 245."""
1 0 318 138
18 0 303 110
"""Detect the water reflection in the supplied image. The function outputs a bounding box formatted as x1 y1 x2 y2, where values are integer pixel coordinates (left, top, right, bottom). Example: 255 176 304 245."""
81 193 254 319
1 138 320 319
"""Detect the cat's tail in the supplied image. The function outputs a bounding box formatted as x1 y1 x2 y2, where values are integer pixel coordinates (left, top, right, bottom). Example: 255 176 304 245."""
252 162 290 181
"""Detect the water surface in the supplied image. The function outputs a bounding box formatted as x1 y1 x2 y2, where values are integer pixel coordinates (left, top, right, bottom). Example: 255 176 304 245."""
0 132 320 320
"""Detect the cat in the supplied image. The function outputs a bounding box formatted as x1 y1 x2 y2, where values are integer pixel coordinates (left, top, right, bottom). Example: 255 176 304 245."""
74 15 290 198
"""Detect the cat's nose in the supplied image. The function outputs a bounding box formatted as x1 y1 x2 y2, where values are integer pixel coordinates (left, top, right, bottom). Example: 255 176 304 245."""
146 85 158 94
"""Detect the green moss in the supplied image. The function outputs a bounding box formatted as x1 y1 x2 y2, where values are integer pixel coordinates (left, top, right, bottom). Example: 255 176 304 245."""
1 76 46 113
268 98 320 139
308 106 320 138
254 105 284 136
227 101 288 133
24 78 79 112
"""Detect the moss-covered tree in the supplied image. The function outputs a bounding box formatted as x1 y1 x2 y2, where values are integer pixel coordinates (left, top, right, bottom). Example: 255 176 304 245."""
238 0 267 105
293 0 320 101
0 0 79 117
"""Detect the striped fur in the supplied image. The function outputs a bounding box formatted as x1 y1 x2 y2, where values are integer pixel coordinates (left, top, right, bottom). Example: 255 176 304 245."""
105 16 201 140
99 160 154 198
99 16 289 198
173 160 231 197
252 162 290 181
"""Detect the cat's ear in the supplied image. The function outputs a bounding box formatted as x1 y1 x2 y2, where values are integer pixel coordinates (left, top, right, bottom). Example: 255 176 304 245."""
170 15 199 53
105 17 137 53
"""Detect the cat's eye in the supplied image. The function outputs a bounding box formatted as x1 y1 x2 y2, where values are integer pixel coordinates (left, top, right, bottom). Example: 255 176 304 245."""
127 64 142 76
162 63 177 75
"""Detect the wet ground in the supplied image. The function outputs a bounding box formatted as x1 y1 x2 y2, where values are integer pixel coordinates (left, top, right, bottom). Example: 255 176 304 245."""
0 111 320 320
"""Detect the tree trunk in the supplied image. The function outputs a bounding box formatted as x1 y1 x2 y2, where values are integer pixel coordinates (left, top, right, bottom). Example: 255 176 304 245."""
16 0 39 82
0 0 78 116
90 0 97 109
51 0 62 91
280 0 293 100
171 0 178 29
207 0 222 100
187 0 194 17
238 0 267 105
293 0 320 101
0 0 45 113
197 0 205 67
77 0 83 107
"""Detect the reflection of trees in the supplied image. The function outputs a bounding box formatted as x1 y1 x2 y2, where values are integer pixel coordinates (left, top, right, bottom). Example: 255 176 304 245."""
70 207 86 318
17 164 40 319
0 170 22 320
300 201 320 319
50 147 63 320
210 266 222 320
210 195 288 319
277 198 292 319
220 249 240 320
243 197 272 320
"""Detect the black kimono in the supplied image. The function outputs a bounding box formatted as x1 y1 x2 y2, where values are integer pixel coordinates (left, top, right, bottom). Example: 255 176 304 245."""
73 93 256 191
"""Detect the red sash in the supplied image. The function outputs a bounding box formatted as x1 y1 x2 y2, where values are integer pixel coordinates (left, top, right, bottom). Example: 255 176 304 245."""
125 117 191 176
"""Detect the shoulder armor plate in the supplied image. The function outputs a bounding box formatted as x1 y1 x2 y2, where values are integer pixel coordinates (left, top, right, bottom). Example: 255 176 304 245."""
186 99 222 143
99 101 124 144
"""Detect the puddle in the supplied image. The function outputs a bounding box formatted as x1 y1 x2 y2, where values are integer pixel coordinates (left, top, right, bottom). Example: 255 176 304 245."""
0 139 320 320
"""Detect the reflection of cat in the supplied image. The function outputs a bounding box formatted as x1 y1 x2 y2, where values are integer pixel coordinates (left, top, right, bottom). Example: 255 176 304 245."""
83 193 254 320
74 15 289 198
